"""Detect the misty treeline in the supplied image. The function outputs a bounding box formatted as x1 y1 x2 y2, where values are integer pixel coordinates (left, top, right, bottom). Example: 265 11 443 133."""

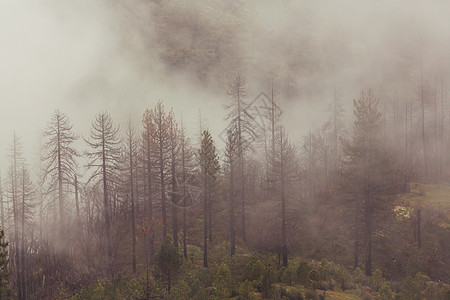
0 74 449 299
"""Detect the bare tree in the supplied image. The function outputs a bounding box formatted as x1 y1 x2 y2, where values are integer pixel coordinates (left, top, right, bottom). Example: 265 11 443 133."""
150 102 172 239
269 125 296 267
0 175 4 231
142 109 155 265
420 65 427 178
323 89 345 178
42 110 79 236
224 128 237 256
125 119 138 273
19 164 35 300
85 112 121 276
225 74 257 242
6 133 24 299
179 122 195 259
74 175 80 223
169 110 180 248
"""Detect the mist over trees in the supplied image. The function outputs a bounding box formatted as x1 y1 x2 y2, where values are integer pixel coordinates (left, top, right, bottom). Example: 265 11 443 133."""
0 77 449 298
0 1 450 299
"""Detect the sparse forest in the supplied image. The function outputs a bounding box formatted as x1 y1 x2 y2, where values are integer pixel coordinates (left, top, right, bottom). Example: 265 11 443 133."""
1 1 450 299
1 82 449 299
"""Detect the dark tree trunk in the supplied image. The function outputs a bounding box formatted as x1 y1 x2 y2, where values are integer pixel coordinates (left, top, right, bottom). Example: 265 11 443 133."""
101 120 113 277
168 271 171 292
440 75 444 179
159 120 167 238
421 65 428 178
11 135 22 300
145 131 154 266
21 168 26 300
203 168 208 268
1 175 4 233
135 161 140 217
208 186 212 243
237 86 247 243
229 159 235 257
364 192 372 276
280 131 288 267
417 208 422 250
129 133 137 273
171 197 178 247
171 141 178 248
405 100 408 161
241 185 246 243
354 210 359 269
56 115 65 238
182 138 187 259
75 175 80 222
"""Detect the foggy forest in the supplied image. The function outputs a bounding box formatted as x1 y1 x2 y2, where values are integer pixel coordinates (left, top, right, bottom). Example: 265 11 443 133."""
0 1 449 299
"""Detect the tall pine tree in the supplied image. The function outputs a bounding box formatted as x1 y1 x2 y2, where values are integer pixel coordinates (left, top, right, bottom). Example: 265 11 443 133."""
198 130 220 268
341 90 398 276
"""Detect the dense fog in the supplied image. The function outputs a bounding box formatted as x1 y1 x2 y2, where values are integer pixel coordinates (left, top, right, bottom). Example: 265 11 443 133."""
0 1 449 299
3 1 450 165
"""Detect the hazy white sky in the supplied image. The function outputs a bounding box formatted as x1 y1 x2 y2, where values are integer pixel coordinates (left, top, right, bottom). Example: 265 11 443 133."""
1 0 450 175
0 1 227 173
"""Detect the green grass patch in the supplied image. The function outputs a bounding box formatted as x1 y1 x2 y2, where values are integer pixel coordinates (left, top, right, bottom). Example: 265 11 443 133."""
321 290 360 300
397 182 450 227
403 182 450 210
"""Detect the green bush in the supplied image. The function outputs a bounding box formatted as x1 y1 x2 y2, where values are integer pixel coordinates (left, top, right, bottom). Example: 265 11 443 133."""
259 259 278 298
379 283 394 300
317 259 331 282
398 272 449 300
353 267 369 287
212 263 234 298
280 287 304 300
307 259 334 291
229 255 250 282
304 289 318 300
155 237 183 291
398 272 427 300
238 280 255 300
361 294 374 300
168 279 191 299
189 279 208 300
404 248 426 277
243 254 265 281
296 260 311 287
369 269 385 292
281 266 296 286
174 262 208 299
331 264 353 290
71 274 149 300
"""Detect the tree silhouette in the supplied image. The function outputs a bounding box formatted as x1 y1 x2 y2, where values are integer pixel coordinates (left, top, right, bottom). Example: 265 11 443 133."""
85 112 121 276
198 130 220 268
42 110 79 235
225 74 257 243
155 237 182 292
341 90 398 276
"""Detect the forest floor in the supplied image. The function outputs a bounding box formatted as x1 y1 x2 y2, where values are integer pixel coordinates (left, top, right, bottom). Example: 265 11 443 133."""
271 284 361 300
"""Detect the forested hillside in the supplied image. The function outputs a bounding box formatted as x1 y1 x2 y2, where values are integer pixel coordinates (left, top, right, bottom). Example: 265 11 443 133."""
0 1 450 299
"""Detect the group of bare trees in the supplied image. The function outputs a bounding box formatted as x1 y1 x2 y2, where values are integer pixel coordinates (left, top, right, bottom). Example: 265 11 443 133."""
0 71 449 297
0 104 196 296
0 72 303 297
2 134 36 300
223 76 300 269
